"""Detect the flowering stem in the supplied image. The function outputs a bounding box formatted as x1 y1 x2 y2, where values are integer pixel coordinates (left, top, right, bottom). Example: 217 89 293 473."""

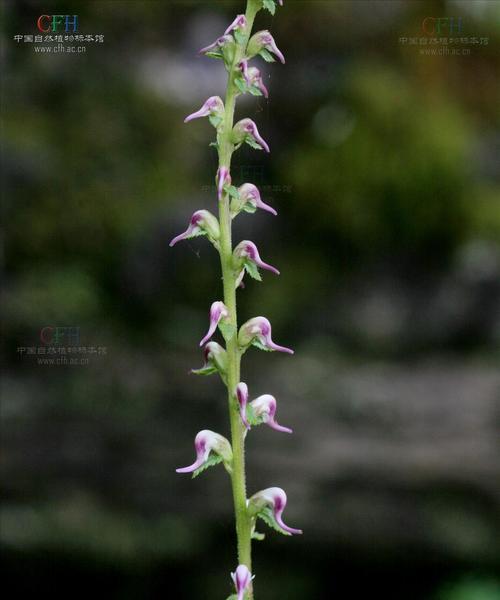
217 0 261 594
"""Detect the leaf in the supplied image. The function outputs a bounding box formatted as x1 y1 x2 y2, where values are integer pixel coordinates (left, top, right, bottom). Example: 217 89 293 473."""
192 453 223 479
225 185 240 200
246 404 264 427
218 321 236 342
248 85 263 97
242 201 257 214
235 77 248 95
251 339 272 352
226 596 238 600
187 230 207 240
257 506 291 536
263 0 276 16
244 260 262 281
205 50 224 60
251 530 266 541
209 115 223 128
245 137 264 151
209 141 219 150
259 48 275 63
191 365 217 376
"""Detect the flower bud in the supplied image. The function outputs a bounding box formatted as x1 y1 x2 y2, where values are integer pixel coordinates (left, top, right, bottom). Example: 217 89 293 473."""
191 342 227 378
250 394 292 433
232 118 270 153
247 30 285 64
199 34 235 62
200 301 230 346
224 14 247 36
176 430 232 474
238 316 293 354
231 183 277 217
169 210 220 247
184 96 224 124
217 166 232 201
248 487 302 535
231 564 254 600
233 240 279 285
236 382 250 430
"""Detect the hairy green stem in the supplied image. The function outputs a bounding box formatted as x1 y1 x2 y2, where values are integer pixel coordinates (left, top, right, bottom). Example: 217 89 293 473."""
217 0 261 596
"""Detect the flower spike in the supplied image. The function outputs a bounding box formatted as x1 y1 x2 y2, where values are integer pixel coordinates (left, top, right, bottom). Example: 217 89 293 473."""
231 564 253 600
217 166 231 201
233 119 270 153
248 30 285 64
176 430 232 474
238 316 294 354
251 394 292 433
249 487 302 535
169 210 220 247
236 382 250 430
232 183 277 216
224 14 247 36
200 301 230 346
184 96 224 123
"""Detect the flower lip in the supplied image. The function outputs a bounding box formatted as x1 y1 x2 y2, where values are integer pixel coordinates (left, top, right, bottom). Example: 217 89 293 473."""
200 301 229 346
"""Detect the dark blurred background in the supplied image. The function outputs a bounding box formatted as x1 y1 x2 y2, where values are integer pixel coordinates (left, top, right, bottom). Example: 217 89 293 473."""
2 0 500 598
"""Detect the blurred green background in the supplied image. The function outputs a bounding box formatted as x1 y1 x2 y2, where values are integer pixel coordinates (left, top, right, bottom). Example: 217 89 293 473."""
2 1 500 598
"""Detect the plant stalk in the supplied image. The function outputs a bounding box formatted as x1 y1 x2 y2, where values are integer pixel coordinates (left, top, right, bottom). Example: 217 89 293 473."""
217 1 261 596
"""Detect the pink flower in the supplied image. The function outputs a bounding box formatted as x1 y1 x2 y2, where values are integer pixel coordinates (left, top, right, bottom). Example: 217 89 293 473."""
231 564 253 600
176 430 232 474
249 487 302 535
184 96 224 123
200 301 230 346
250 394 292 433
236 382 250 430
234 240 280 276
238 316 294 354
235 183 277 216
248 30 285 64
224 14 247 36
169 210 220 247
233 118 270 153
238 60 269 98
199 34 233 57
191 342 227 377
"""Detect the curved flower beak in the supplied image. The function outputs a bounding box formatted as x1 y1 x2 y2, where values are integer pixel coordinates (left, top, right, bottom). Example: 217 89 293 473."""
248 66 269 98
234 183 277 216
191 341 227 377
248 30 285 64
200 301 230 346
250 394 292 433
249 487 302 535
184 96 224 123
231 564 253 600
236 382 250 430
233 118 270 153
217 166 232 201
224 14 247 36
234 240 280 277
169 210 220 247
176 429 232 474
238 316 294 354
